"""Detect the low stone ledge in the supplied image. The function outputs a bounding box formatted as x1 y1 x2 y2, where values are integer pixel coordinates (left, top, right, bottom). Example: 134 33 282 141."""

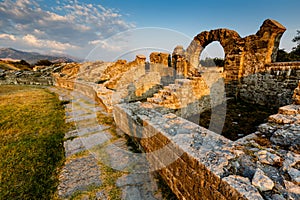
265 62 300 68
279 104 300 115
54 77 114 112
113 102 265 200
0 76 53 85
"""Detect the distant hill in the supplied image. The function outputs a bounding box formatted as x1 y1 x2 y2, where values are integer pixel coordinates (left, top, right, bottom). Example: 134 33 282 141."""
0 59 32 71
0 48 82 64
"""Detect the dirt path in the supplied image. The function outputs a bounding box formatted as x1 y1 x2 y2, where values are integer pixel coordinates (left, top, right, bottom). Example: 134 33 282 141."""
49 87 164 200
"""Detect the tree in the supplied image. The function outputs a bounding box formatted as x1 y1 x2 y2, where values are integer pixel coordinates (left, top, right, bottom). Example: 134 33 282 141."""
213 58 224 67
276 31 300 62
290 30 300 60
35 59 53 66
14 59 32 70
200 57 224 67
292 30 300 45
200 57 214 67
18 60 30 66
276 49 291 62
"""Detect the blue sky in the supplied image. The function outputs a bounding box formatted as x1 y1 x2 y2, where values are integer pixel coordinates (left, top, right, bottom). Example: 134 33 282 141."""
0 0 299 61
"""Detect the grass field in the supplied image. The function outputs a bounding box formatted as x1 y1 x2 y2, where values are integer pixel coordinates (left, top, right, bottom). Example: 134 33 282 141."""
0 85 68 199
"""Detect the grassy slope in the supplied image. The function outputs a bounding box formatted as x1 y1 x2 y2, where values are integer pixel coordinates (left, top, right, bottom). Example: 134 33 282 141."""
0 85 67 199
0 60 32 71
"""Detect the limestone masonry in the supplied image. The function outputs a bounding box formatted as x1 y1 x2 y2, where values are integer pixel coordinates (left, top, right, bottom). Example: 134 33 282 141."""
1 19 299 199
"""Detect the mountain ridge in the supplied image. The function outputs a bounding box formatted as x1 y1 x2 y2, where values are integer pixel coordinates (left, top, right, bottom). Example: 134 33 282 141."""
0 47 82 64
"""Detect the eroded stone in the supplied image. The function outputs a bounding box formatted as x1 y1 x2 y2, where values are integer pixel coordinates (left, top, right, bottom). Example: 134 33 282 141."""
252 168 274 191
284 180 300 200
256 150 281 165
288 168 300 183
222 175 264 200
57 154 102 198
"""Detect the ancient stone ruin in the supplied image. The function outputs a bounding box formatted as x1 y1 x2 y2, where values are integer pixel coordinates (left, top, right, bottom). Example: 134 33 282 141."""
186 19 286 78
1 19 299 199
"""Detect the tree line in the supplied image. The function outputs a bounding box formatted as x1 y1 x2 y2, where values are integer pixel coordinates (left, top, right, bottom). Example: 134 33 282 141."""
276 30 300 62
200 57 224 67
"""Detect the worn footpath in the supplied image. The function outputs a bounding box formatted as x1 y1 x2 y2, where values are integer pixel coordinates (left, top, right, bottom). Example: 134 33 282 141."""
49 87 165 200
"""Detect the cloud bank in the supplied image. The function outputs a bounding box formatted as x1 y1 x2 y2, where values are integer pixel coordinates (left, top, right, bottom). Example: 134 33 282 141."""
0 0 135 59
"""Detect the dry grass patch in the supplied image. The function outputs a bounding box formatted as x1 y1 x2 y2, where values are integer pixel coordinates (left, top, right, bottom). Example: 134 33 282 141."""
0 85 68 199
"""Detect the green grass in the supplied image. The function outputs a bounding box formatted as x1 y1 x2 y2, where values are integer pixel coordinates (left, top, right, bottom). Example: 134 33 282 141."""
96 112 125 200
98 164 124 200
0 85 68 199
65 111 126 200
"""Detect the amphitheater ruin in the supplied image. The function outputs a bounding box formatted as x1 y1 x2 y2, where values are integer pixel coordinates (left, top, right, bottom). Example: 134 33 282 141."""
1 19 299 199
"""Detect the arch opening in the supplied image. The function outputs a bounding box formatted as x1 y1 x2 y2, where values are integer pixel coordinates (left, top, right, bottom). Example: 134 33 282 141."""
199 41 225 71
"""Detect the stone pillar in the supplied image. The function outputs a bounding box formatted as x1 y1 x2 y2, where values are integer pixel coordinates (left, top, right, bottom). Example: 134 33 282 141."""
150 52 170 66
135 54 146 65
172 45 188 76
242 19 286 76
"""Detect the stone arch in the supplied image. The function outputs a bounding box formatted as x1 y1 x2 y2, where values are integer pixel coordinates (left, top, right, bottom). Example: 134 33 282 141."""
183 19 286 83
172 19 286 87
186 28 241 69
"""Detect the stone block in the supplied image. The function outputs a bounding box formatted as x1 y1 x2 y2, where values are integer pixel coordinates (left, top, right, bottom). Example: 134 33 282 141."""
279 104 300 115
150 52 170 66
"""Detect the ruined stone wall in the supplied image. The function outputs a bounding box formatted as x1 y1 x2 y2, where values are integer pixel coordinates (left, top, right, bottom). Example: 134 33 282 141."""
148 64 186 86
178 19 286 88
150 52 170 66
146 69 227 120
113 102 266 200
100 55 146 83
147 77 214 119
114 100 299 200
239 62 300 107
0 71 53 86
54 63 170 113
172 45 199 77
0 76 53 85
54 76 113 111
110 65 163 104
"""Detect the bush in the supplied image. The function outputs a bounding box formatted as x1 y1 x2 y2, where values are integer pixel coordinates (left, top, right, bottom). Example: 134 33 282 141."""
35 60 53 66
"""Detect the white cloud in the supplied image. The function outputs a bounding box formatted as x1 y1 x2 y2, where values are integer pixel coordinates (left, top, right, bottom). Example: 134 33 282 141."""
0 0 135 58
88 40 123 51
33 29 45 36
0 33 16 41
22 34 41 47
88 40 101 45
22 34 78 50
100 41 123 52
46 11 68 22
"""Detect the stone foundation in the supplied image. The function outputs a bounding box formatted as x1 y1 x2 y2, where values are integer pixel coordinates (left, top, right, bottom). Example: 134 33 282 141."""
0 71 53 85
113 101 299 200
239 62 300 107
